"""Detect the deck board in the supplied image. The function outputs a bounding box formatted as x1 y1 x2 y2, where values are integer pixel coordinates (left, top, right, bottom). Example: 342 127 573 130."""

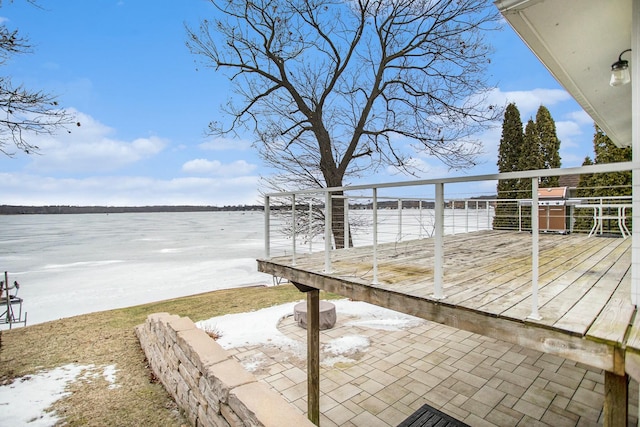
450 237 606 317
553 243 630 333
259 230 634 374
497 238 628 327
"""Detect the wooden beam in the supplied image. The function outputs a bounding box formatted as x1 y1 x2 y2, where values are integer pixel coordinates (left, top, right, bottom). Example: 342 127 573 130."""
258 261 621 374
293 282 316 293
604 371 627 427
625 351 640 383
307 289 320 426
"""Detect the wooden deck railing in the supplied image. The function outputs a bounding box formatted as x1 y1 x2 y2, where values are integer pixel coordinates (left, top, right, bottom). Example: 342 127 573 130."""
263 162 637 316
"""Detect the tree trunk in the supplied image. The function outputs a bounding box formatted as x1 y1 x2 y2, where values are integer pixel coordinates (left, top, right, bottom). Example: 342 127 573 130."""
330 191 351 249
324 174 352 249
318 130 351 249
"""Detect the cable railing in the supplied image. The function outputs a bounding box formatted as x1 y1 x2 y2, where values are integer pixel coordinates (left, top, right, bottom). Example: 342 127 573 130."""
263 162 636 318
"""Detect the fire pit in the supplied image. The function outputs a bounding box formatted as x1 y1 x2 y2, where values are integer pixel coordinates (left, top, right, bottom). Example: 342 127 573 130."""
293 301 336 330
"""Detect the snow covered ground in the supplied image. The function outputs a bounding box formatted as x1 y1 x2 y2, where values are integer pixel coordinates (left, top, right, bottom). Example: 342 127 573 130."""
0 364 119 426
1 297 425 426
196 299 425 368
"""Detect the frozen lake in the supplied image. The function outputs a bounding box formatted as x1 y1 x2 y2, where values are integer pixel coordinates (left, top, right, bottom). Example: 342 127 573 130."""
0 207 494 326
0 211 270 325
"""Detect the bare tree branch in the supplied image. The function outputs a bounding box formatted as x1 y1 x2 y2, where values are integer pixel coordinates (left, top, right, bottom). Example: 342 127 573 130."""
0 3 75 156
187 0 502 247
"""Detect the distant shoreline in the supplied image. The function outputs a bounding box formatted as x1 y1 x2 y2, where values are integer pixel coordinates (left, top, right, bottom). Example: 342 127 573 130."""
1 195 496 215
0 205 265 215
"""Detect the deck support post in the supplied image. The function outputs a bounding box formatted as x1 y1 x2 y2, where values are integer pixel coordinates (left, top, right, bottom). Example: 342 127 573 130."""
604 371 627 426
291 282 321 425
433 182 445 299
307 289 320 426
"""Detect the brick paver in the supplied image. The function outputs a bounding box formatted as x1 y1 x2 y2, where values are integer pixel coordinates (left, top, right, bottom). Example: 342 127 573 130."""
227 305 639 426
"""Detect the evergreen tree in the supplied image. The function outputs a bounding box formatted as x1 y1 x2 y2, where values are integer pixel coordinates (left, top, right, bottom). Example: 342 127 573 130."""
496 103 524 176
574 156 595 231
494 103 524 229
493 103 563 230
576 156 595 195
583 125 631 197
536 105 561 187
520 118 545 170
518 119 544 193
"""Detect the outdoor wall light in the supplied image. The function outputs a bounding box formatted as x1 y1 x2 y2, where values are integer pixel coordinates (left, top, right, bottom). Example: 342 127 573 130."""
610 49 632 87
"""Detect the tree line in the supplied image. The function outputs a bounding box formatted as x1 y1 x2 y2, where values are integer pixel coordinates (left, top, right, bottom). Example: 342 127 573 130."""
0 205 265 215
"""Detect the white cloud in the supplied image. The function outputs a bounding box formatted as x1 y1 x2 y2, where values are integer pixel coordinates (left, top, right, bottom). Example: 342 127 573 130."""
384 157 451 179
473 126 502 168
199 137 252 151
0 172 261 206
182 159 257 176
0 107 266 206
476 88 595 169
24 110 167 173
555 120 584 150
559 151 588 166
565 109 594 126
487 88 572 119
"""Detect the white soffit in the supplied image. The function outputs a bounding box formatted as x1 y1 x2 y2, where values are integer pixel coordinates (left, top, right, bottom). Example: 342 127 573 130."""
495 0 632 147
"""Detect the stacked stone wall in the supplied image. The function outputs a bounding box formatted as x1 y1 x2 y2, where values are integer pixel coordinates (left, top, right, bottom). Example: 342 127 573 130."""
136 313 314 427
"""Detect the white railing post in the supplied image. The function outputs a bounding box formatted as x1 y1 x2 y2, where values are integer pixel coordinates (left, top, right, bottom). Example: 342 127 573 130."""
486 200 491 229
397 199 403 241
451 200 455 235
309 201 313 253
264 196 271 258
433 183 445 299
529 178 542 320
419 200 423 239
292 194 297 266
598 197 605 236
372 188 379 285
465 200 469 233
519 202 523 232
344 197 350 248
324 191 332 273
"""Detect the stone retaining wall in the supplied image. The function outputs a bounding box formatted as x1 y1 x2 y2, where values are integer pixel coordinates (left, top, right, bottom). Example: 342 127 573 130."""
135 313 315 427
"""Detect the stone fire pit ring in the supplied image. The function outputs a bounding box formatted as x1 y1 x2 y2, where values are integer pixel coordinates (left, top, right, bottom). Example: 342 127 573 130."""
293 300 336 330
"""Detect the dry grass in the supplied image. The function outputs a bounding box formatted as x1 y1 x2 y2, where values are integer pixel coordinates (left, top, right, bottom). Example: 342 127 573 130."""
0 284 330 426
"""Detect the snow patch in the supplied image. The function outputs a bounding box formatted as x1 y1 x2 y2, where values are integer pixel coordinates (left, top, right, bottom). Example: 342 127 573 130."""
0 363 120 426
323 335 370 355
197 299 425 367
0 364 90 426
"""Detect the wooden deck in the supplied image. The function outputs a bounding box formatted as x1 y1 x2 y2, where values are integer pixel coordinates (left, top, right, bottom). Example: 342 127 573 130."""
258 230 634 375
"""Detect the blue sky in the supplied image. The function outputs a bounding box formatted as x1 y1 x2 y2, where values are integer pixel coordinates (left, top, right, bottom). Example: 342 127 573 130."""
0 1 596 206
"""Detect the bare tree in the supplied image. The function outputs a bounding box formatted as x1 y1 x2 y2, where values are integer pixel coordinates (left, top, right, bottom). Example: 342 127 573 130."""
0 3 76 157
187 0 501 248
